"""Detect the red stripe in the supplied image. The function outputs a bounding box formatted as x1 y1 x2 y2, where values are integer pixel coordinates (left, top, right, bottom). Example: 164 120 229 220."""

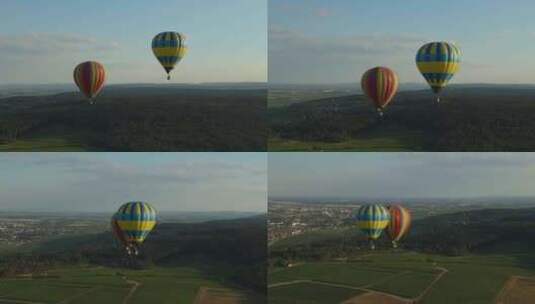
74 61 106 99
362 67 398 109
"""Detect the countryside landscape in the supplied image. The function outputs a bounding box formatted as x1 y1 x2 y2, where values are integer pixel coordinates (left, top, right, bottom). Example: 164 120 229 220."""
0 83 266 152
0 211 266 304
268 153 535 303
0 153 267 304
269 84 535 152
268 199 535 304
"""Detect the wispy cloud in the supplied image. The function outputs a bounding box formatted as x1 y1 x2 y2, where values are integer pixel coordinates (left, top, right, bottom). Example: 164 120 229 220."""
270 26 425 57
0 153 267 212
0 33 119 56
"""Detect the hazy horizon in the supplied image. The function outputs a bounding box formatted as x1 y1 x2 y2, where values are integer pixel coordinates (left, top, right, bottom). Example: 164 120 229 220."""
0 153 267 213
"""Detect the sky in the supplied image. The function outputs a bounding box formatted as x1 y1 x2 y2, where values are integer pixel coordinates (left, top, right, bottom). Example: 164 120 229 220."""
269 153 535 200
0 153 267 213
269 0 535 84
0 0 266 84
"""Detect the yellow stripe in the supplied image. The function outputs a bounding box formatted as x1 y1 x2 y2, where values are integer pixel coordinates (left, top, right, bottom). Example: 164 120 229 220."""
152 47 187 57
376 70 382 101
416 62 460 74
357 220 389 229
117 220 156 231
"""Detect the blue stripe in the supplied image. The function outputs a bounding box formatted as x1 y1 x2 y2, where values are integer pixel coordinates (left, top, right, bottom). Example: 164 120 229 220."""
422 73 454 82
157 56 180 64
153 39 180 48
356 205 389 221
116 213 156 221
122 230 153 239
116 202 156 221
416 42 461 63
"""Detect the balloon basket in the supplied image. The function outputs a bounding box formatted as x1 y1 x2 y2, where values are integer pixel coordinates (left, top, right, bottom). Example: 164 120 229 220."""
377 108 384 117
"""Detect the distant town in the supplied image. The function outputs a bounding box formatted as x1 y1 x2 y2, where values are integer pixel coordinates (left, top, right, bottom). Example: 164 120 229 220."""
268 198 535 244
0 215 108 248
268 201 358 243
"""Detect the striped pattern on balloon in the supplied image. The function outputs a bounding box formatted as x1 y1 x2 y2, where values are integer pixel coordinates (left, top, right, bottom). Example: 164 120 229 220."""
152 31 188 80
386 205 412 248
73 61 106 104
115 202 157 246
356 204 390 250
361 67 399 116
416 42 461 102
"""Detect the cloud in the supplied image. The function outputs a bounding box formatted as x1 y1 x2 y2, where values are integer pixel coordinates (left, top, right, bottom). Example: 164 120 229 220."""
269 26 427 83
0 153 267 212
269 26 425 57
0 33 119 56
0 153 265 186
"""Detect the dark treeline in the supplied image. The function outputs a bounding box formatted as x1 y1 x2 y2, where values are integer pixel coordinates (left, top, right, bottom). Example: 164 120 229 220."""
0 88 267 151
0 216 267 294
270 88 535 151
269 208 535 268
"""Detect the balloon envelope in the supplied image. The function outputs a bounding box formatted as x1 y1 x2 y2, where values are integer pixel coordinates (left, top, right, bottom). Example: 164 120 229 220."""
73 61 106 101
152 32 188 80
356 204 390 240
361 67 399 110
111 213 128 248
387 205 411 243
115 202 157 246
416 42 461 94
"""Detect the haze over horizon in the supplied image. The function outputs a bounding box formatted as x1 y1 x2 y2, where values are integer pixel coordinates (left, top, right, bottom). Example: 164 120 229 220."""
0 0 266 84
269 0 535 85
0 153 267 213
269 153 535 200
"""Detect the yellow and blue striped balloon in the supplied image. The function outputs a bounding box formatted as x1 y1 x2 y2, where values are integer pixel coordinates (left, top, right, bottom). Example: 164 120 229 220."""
356 204 390 241
152 31 188 80
115 202 157 245
416 42 461 97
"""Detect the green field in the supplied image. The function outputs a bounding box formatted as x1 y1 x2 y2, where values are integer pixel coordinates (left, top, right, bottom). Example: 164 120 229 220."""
0 126 93 152
269 135 421 152
268 251 535 304
0 265 257 304
269 282 363 304
269 122 425 152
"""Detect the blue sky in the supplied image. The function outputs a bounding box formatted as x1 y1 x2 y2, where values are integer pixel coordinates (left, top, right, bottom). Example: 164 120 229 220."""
269 153 535 199
0 0 266 84
269 0 535 84
0 153 267 212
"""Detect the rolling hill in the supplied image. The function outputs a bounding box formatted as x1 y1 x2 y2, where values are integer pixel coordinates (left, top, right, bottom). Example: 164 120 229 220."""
0 85 266 152
269 85 535 151
0 216 267 304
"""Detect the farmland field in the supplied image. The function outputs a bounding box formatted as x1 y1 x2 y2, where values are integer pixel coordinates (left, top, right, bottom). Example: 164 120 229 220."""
268 252 535 304
0 266 261 304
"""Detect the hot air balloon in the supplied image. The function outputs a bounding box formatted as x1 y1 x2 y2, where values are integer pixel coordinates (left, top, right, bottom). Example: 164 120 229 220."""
152 31 188 80
111 213 128 250
114 202 157 256
356 204 390 250
361 67 399 116
386 205 411 248
73 61 106 104
416 42 461 103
